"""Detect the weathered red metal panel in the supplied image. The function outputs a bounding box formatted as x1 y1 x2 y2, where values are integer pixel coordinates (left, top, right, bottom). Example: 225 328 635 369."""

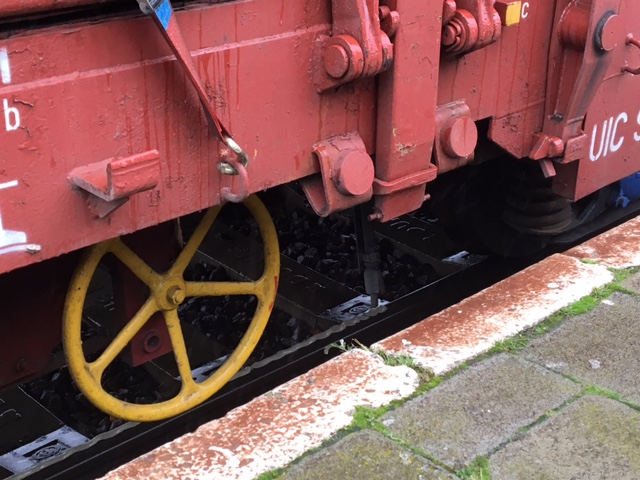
0 0 112 18
373 0 440 221
554 0 640 200
440 0 556 159
0 1 376 275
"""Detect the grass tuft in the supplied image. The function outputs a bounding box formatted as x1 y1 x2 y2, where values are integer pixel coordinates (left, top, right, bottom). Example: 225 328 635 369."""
457 456 492 479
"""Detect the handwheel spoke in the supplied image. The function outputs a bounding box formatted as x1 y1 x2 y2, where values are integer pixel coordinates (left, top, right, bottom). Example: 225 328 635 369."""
88 298 158 379
109 239 162 288
185 280 261 298
163 309 198 394
170 207 220 276
63 195 279 422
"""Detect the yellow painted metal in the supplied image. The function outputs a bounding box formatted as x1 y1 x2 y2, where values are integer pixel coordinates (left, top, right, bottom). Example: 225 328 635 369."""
62 195 280 422
495 0 522 26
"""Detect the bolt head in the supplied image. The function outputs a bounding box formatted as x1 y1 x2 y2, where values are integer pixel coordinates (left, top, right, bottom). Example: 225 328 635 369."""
596 14 622 52
333 151 374 197
324 44 351 78
167 286 185 306
443 117 478 158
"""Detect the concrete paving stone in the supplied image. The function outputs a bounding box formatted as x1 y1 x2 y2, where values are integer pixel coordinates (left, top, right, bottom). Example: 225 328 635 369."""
382 354 581 469
565 215 640 268
373 254 612 375
490 396 640 480
280 430 456 480
101 350 418 480
522 292 640 404
620 270 640 294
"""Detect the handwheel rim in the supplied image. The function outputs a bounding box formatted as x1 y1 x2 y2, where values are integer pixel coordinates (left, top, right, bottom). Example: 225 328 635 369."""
62 195 280 422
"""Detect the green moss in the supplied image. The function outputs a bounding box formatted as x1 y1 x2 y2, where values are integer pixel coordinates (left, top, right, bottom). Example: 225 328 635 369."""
611 266 640 283
255 469 285 480
457 456 491 479
582 385 640 412
488 334 529 354
580 259 599 265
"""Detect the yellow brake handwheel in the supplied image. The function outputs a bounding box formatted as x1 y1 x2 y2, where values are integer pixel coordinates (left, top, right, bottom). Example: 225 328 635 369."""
62 195 280 422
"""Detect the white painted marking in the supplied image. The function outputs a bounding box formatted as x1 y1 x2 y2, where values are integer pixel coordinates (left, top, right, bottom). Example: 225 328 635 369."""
0 178 30 254
3 98 20 131
590 119 607 161
0 48 10 85
603 115 613 157
590 111 638 161
0 213 27 251
521 2 530 18
0 180 18 190
610 112 627 153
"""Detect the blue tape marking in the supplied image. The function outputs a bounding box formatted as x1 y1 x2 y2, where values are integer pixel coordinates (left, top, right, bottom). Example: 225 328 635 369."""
156 0 173 31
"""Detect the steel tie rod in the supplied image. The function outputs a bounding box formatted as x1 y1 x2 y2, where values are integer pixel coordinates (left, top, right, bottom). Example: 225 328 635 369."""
137 0 249 175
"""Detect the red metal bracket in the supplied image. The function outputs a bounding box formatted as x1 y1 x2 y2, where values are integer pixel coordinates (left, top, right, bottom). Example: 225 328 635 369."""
316 0 395 92
300 133 375 216
373 0 441 222
69 150 161 218
532 3 622 164
441 0 502 55
433 101 478 175
69 150 160 202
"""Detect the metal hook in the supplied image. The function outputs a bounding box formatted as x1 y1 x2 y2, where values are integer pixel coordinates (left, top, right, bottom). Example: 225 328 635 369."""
622 34 640 75
220 156 250 203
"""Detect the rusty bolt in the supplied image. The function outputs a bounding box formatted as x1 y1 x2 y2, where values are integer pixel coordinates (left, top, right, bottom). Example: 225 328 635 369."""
324 44 351 79
442 117 478 158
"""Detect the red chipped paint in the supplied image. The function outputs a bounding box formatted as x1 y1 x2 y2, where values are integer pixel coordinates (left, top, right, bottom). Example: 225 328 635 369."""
101 350 418 480
565 216 640 269
373 254 613 374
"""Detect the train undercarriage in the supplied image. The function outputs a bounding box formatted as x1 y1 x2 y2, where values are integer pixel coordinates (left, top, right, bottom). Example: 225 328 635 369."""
0 0 639 423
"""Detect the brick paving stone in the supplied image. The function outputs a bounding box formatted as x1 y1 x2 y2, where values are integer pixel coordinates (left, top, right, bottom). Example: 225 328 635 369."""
522 292 640 404
280 430 455 480
490 396 640 479
620 271 640 294
382 354 580 469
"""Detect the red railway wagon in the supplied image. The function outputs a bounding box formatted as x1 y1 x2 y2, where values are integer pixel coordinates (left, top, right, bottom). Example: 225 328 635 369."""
0 0 639 421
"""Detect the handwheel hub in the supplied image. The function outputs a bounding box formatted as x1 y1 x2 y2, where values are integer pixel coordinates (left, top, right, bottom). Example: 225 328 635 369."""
156 277 187 310
167 285 185 306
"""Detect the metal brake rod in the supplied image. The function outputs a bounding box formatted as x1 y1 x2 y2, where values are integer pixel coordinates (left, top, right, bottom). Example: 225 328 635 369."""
137 0 249 175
